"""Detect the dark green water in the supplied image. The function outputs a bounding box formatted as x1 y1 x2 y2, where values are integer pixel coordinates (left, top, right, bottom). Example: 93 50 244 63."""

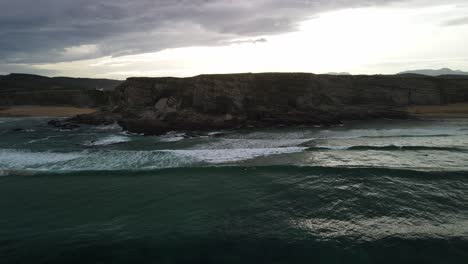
0 118 467 263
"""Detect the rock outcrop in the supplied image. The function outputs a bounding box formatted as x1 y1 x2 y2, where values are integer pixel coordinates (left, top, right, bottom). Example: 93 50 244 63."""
71 73 468 135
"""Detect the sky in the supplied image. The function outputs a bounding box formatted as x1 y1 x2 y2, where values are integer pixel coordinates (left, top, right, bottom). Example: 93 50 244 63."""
0 0 467 79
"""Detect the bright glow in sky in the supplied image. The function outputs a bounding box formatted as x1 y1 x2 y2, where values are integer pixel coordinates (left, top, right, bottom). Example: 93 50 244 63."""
12 3 468 79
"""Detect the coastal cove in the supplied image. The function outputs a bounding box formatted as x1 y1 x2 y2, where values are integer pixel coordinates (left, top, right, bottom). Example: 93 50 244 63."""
3 0 468 262
2 71 468 264
1 72 468 263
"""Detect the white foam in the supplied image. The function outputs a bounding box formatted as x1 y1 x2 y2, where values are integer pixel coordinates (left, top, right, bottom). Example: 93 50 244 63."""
160 137 184 142
95 123 122 131
0 118 20 123
314 145 349 150
195 138 313 150
43 150 190 171
163 147 307 164
27 136 56 144
84 135 131 146
0 146 307 172
120 130 143 136
159 131 188 142
207 131 230 136
317 128 468 139
292 217 468 240
0 149 84 169
0 148 191 171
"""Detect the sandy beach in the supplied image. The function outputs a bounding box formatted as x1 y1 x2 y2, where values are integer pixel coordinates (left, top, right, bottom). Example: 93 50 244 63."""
1 104 467 119
406 103 468 118
0 106 97 117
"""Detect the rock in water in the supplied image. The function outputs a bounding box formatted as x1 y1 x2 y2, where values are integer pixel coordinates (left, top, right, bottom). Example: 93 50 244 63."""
47 119 80 130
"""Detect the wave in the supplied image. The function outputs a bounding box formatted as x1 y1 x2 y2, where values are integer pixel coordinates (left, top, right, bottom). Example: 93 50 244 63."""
3 164 468 178
2 144 467 177
159 132 186 142
196 138 314 149
291 217 468 240
314 126 468 140
0 149 84 169
361 134 468 139
27 135 61 144
0 147 306 172
164 147 306 163
94 123 122 131
307 145 467 152
308 134 468 141
160 136 185 142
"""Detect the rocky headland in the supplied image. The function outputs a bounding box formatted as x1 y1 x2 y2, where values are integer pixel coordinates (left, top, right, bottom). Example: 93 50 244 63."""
67 73 468 135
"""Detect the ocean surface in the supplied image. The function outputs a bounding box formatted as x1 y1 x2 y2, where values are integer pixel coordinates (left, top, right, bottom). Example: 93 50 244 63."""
0 117 467 263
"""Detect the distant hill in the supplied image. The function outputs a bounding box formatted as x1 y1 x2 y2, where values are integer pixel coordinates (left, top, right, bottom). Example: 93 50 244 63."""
0 73 122 107
0 73 122 92
398 68 468 76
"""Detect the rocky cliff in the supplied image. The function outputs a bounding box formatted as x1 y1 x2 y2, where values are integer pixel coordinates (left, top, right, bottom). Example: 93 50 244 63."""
0 73 122 107
72 73 468 135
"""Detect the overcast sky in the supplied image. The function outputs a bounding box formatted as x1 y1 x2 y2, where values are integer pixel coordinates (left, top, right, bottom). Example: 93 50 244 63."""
0 0 467 79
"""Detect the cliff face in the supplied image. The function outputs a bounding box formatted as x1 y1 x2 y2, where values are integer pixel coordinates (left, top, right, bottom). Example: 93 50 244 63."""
74 73 468 134
0 73 122 107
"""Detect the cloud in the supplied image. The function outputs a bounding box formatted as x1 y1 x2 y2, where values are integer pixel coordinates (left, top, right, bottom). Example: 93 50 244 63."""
0 0 403 64
225 38 268 45
443 16 468 26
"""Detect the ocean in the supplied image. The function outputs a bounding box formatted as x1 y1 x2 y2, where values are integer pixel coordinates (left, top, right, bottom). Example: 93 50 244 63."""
0 117 467 263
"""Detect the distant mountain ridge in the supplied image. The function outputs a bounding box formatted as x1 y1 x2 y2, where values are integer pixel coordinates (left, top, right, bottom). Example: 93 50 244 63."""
398 68 468 76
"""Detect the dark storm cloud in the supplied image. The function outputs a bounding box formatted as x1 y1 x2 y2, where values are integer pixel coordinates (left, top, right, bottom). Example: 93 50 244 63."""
0 0 401 64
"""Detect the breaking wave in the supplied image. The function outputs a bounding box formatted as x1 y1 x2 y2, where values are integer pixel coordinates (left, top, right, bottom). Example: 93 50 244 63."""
0 147 306 174
83 135 131 146
307 145 467 152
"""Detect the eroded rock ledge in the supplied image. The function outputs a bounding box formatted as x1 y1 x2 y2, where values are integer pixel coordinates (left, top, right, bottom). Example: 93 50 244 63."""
69 73 468 135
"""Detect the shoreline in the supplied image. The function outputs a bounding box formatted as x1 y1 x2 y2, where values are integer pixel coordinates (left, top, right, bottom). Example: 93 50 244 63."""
0 106 97 118
406 103 468 118
1 104 468 120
